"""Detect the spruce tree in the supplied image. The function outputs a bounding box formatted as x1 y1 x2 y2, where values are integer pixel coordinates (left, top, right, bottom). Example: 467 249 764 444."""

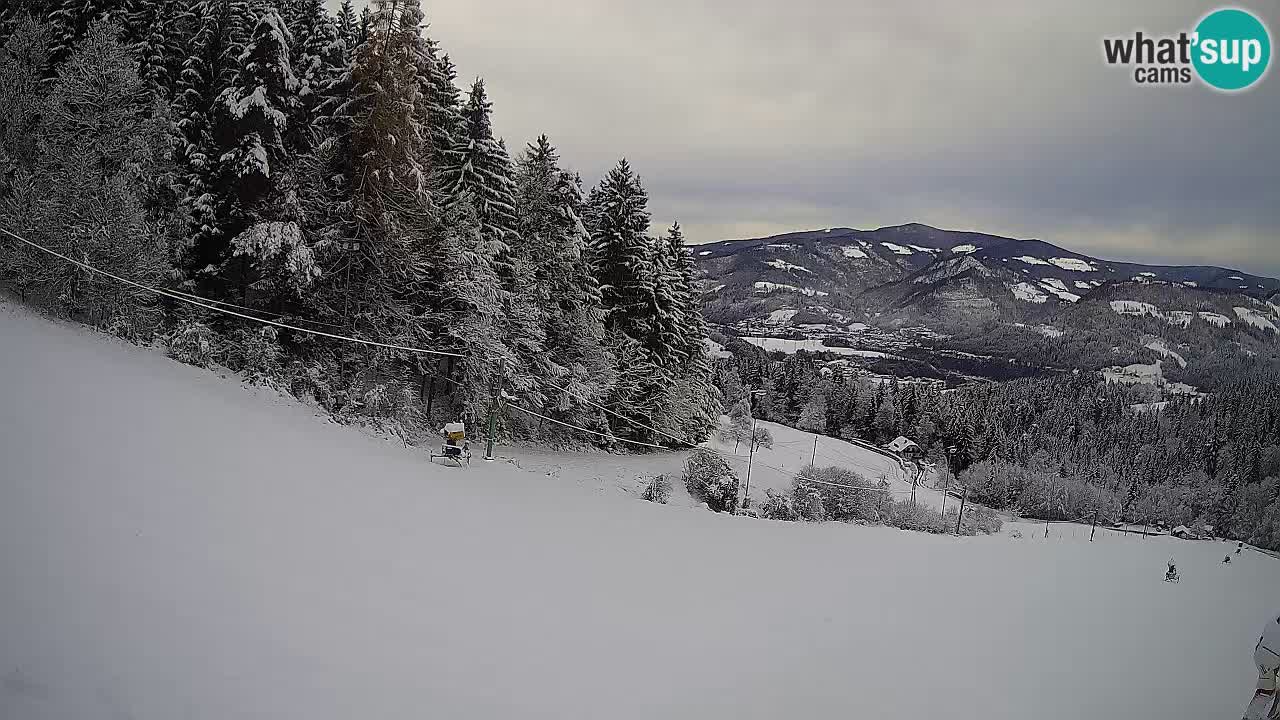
514 135 615 422
445 78 518 251
1 20 172 330
172 0 255 278
590 159 654 343
335 0 358 55
281 0 342 152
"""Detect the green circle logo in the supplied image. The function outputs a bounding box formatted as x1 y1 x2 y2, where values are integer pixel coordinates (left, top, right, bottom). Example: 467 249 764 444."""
1192 8 1271 91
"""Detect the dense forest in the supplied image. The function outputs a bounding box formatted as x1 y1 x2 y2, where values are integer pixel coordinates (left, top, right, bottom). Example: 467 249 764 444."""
716 348 1280 549
0 0 719 445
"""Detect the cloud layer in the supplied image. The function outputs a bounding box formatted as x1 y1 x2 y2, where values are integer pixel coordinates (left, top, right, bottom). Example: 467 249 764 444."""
332 1 1279 276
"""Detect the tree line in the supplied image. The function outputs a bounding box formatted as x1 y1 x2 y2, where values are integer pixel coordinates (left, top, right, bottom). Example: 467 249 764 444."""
715 346 1280 549
0 0 719 446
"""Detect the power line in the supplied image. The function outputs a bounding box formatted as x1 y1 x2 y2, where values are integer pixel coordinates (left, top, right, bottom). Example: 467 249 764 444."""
795 474 914 495
161 285 347 329
2 225 912 479
0 225 466 359
505 402 672 451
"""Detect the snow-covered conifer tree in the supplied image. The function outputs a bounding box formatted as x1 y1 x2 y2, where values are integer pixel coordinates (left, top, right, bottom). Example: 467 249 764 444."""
1 20 172 331
590 159 654 342
514 135 615 425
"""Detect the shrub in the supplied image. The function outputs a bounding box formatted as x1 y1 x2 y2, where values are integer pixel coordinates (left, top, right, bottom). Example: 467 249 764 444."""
287 360 335 410
683 449 739 513
793 465 891 523
961 505 1003 536
642 475 672 504
225 326 282 381
760 488 798 521
887 499 951 534
164 320 217 367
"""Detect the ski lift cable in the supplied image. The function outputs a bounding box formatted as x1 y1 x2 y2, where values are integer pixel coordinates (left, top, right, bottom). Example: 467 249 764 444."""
505 401 672 451
160 285 347 329
0 225 467 359
794 474 914 495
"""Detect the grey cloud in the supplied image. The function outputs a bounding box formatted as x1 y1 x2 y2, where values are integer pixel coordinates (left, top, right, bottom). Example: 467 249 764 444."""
331 0 1279 275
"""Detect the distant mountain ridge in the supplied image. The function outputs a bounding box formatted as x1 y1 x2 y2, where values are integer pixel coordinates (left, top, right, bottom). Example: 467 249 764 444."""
696 223 1278 294
695 223 1280 328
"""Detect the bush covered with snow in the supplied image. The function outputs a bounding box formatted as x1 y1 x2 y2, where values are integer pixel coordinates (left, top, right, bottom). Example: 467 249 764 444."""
759 488 799 521
961 505 1003 536
683 449 739 513
641 474 672 504
793 465 890 523
164 320 218 368
886 500 951 534
224 327 282 382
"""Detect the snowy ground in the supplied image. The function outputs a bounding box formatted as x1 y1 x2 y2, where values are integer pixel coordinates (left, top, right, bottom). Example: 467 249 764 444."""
3 300 1279 720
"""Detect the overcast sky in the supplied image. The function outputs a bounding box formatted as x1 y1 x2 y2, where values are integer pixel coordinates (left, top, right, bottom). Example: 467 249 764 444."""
330 1 1279 276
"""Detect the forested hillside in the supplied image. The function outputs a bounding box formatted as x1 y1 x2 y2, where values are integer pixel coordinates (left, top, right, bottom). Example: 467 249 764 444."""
0 0 719 446
716 346 1280 549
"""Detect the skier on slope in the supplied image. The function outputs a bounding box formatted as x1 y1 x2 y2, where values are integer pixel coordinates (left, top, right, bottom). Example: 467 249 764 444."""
1244 612 1280 720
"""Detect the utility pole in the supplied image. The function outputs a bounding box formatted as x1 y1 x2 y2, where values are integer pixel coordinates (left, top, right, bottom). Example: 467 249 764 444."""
1090 509 1100 542
910 471 917 507
744 414 757 509
1044 474 1056 539
955 486 969 534
940 466 950 520
485 358 505 462
743 389 764 510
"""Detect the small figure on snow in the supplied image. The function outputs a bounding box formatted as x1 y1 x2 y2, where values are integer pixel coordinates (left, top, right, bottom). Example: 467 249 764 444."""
1226 554 1234 564
1165 558 1180 583
1243 612 1280 719
1240 541 1246 555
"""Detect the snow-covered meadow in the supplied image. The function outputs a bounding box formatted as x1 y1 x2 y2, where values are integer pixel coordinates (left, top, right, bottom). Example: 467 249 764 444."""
2 301 1278 720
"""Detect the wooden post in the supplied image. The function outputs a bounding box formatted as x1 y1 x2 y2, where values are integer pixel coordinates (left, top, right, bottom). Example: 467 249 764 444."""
811 435 818 466
955 486 968 534
940 466 950 520
1090 509 1100 542
425 374 435 418
485 358 505 462
744 415 757 509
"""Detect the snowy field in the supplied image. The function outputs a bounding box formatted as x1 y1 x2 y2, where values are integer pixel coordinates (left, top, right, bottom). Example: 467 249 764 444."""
3 300 1279 720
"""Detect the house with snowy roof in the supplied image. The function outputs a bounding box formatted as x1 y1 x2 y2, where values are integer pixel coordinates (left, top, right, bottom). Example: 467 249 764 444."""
885 436 922 459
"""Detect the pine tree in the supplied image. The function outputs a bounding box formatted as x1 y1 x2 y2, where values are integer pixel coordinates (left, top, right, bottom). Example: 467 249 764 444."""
211 7 314 302
334 0 358 56
172 0 255 277
281 0 342 152
650 226 687 365
126 0 187 93
0 20 172 331
47 0 128 65
0 14 52 198
514 135 615 423
445 78 517 252
420 40 463 176
309 0 439 366
590 159 654 342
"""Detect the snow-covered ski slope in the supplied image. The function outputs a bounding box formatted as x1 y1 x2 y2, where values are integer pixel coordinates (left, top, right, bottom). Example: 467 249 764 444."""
2 300 1278 720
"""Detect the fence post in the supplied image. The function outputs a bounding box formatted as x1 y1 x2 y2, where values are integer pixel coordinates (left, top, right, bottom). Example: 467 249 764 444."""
1090 510 1099 542
485 358 505 462
955 486 968 534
